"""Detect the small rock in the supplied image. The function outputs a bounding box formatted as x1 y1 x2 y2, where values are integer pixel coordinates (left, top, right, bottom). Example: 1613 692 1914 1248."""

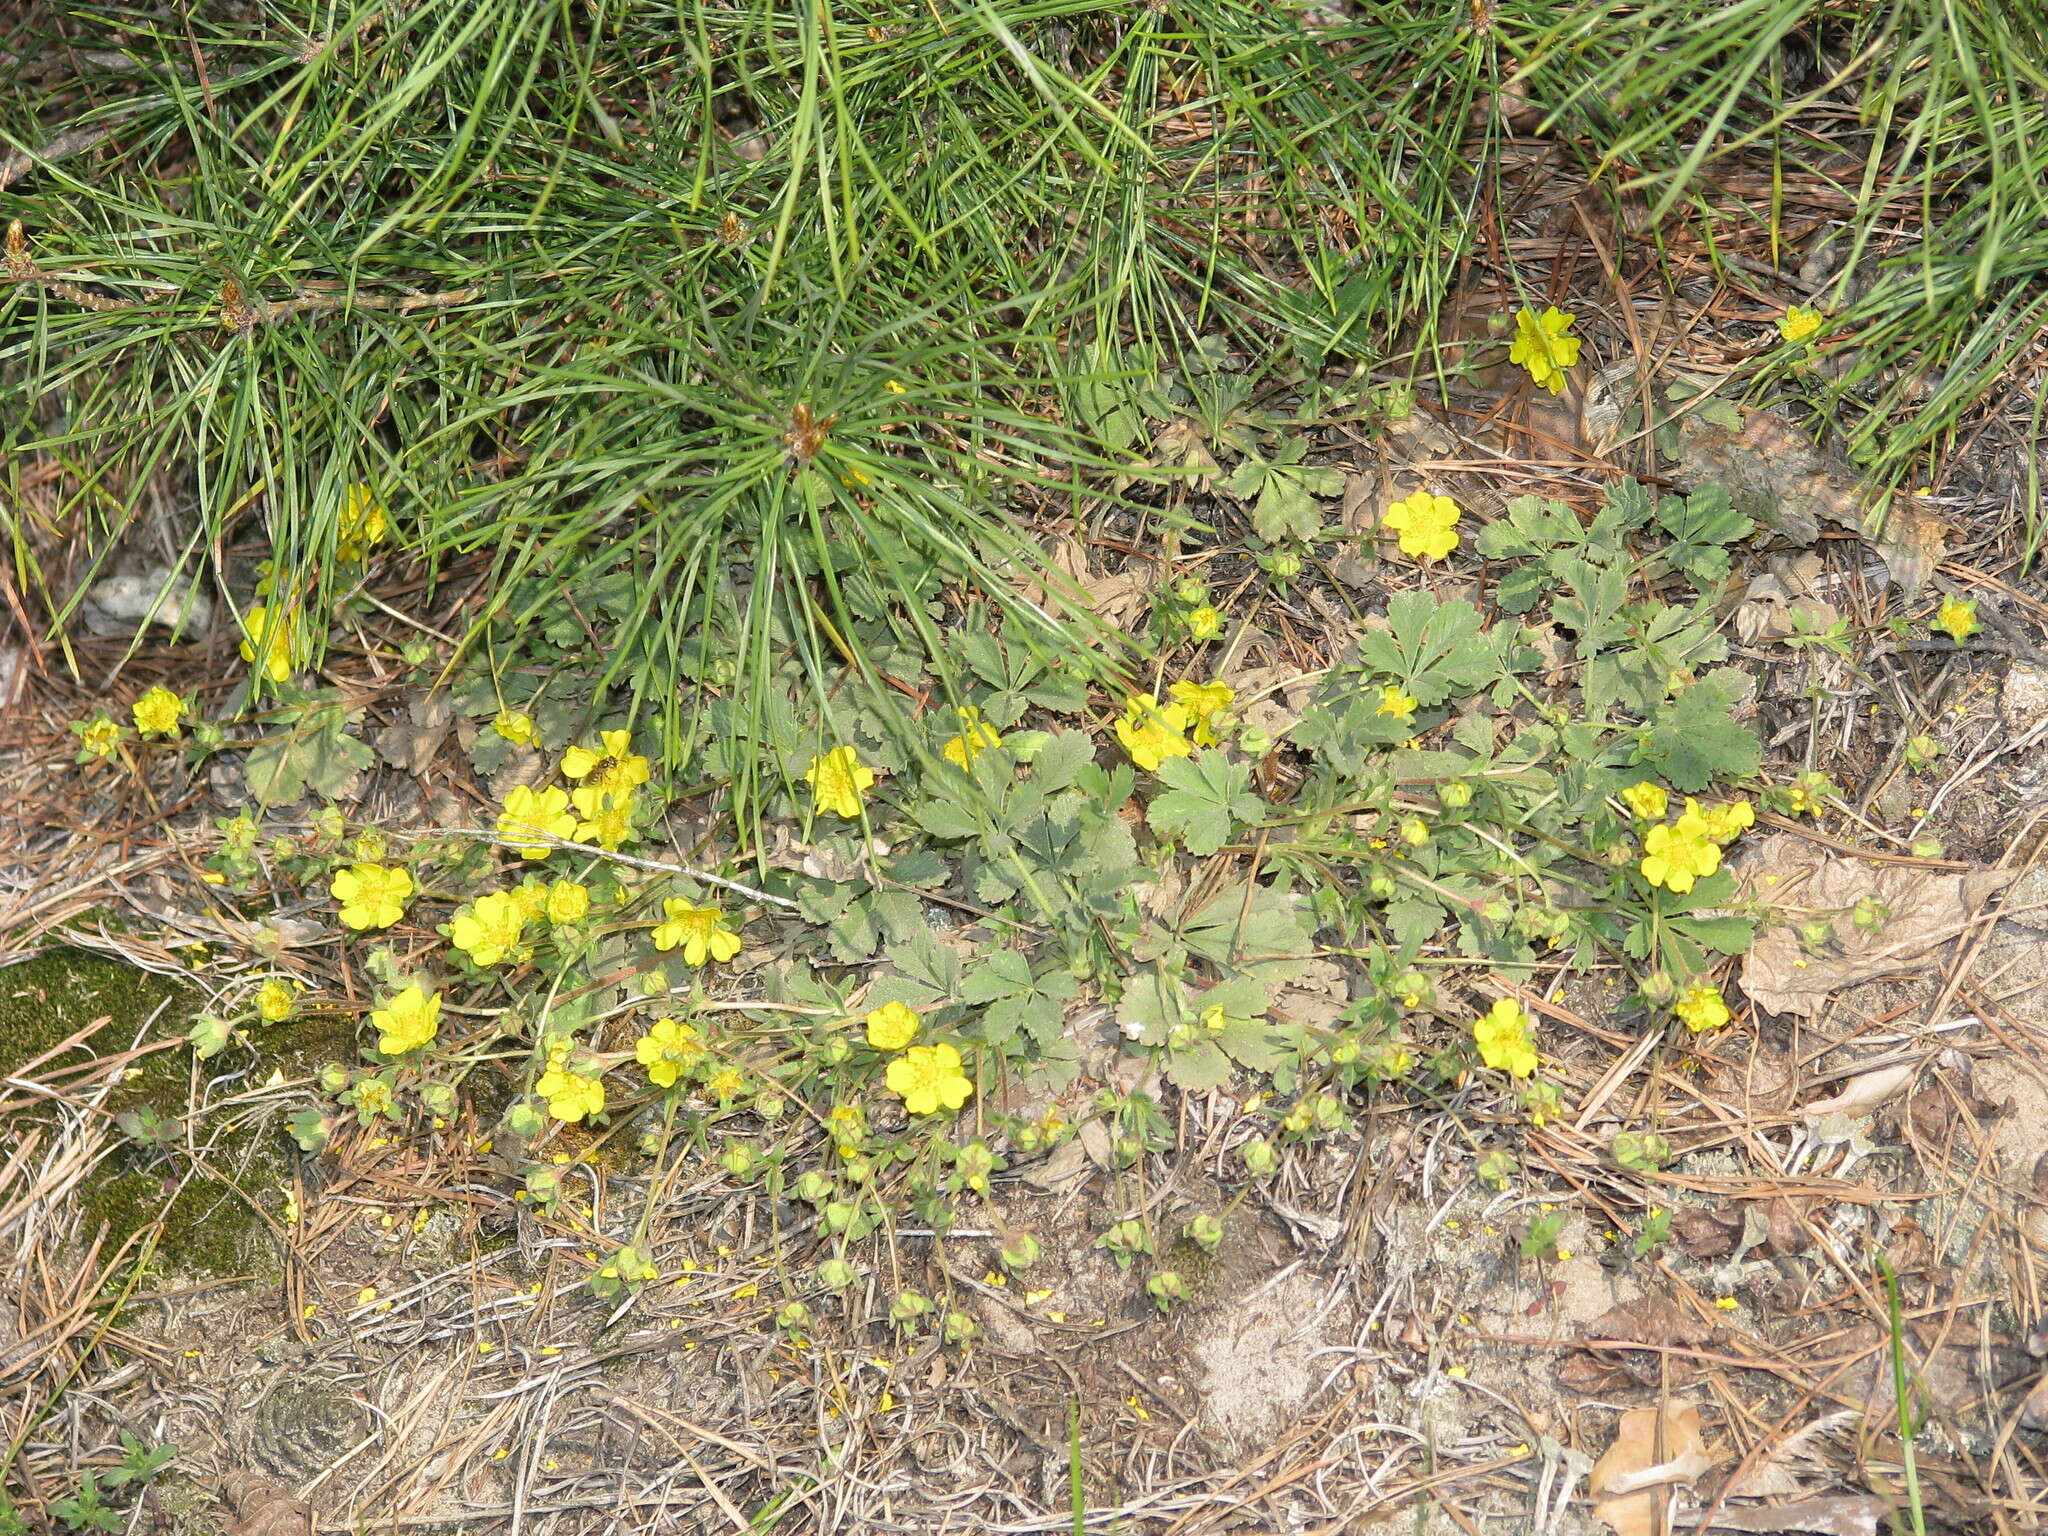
81 569 214 638
2000 665 2048 732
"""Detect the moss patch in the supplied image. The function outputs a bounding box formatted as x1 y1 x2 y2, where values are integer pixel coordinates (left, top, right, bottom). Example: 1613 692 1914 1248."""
1 947 354 1277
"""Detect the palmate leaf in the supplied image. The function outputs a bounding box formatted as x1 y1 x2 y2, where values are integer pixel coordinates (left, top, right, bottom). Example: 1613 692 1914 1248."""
1146 751 1263 856
1355 593 1503 706
1631 670 1760 790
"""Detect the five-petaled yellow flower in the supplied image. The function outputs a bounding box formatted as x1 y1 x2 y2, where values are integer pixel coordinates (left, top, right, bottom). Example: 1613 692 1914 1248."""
1472 997 1538 1078
1115 693 1194 771
651 899 743 966
131 686 186 739
1168 680 1235 747
561 729 650 800
331 862 415 930
238 604 304 683
355 1078 396 1118
1674 983 1730 1033
571 785 636 849
544 879 589 925
493 710 538 746
1698 799 1755 846
1621 781 1668 821
451 892 526 966
885 1043 974 1115
256 978 298 1023
1382 491 1462 562
536 1041 606 1122
337 482 389 561
373 984 441 1055
1508 305 1581 394
635 1017 706 1088
865 1000 919 1052
1640 805 1722 894
1777 306 1825 346
74 715 124 759
1188 605 1224 641
1376 685 1418 721
941 707 1003 768
1934 595 1980 644
497 783 576 859
805 744 876 819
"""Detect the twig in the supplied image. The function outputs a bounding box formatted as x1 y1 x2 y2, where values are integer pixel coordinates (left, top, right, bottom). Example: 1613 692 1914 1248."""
440 830 801 910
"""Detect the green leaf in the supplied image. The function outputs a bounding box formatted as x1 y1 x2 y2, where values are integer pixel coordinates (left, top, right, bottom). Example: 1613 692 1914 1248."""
1252 470 1323 543
1147 751 1263 855
1164 1037 1233 1091
961 951 1077 1047
1632 672 1760 790
1184 882 1314 983
1672 914 1756 954
1355 593 1500 705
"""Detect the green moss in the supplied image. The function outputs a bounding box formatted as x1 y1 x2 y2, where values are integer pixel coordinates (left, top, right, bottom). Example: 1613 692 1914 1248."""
0 947 357 1278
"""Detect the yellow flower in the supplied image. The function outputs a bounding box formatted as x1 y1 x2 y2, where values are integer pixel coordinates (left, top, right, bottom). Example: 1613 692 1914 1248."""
1620 781 1668 820
1168 679 1235 747
1375 685 1418 721
1934 595 1980 644
704 1065 745 1102
1674 983 1730 1033
1472 998 1537 1078
497 783 576 859
355 1078 395 1117
74 715 124 759
805 744 876 819
373 984 441 1055
1382 490 1462 562
635 1017 706 1088
571 785 637 849
1508 305 1581 394
493 710 538 746
544 879 589 925
331 862 414 930
238 604 304 682
1188 605 1223 641
131 686 186 739
941 707 1003 768
337 482 389 561
1777 306 1825 345
1116 693 1194 770
651 899 743 966
561 729 650 799
865 1000 919 1051
1640 805 1722 894
256 979 298 1022
1783 771 1832 817
1698 799 1754 846
451 892 527 966
536 1047 606 1122
509 879 550 922
885 378 909 395
885 1043 974 1115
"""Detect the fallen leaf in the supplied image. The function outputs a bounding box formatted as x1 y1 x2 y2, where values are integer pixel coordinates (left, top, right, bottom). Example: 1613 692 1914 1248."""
1668 407 1948 596
374 691 453 774
1591 1400 1714 1536
1702 1495 1888 1535
219 1472 312 1536
1585 1293 1716 1349
1799 1063 1915 1120
1736 835 2015 1017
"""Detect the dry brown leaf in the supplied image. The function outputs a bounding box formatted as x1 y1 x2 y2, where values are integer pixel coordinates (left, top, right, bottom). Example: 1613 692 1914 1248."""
1668 408 1948 595
1585 1293 1716 1349
1591 1400 1714 1536
1703 1496 1889 1535
220 1472 312 1536
1735 835 2014 1017
1799 1063 1915 1119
